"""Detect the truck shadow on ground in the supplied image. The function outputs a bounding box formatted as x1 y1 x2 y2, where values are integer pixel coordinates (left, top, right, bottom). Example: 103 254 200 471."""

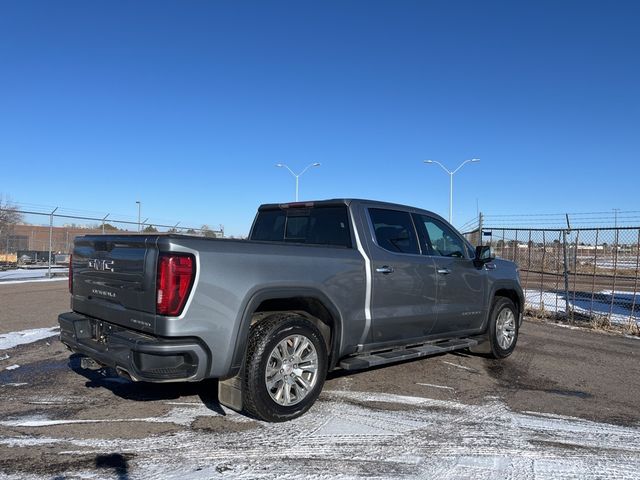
68 354 226 416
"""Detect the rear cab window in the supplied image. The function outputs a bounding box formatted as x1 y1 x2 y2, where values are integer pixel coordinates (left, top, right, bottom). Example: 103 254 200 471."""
250 205 352 248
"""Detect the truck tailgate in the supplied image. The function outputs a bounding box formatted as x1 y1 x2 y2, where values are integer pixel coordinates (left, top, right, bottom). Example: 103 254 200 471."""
71 235 159 333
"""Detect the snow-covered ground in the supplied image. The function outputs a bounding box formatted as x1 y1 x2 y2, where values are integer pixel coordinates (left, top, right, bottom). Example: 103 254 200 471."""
0 327 60 350
1 390 639 479
525 289 640 326
0 267 67 283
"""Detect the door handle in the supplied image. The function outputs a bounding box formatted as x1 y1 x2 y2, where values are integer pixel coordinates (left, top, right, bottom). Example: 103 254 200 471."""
376 266 394 274
437 268 451 275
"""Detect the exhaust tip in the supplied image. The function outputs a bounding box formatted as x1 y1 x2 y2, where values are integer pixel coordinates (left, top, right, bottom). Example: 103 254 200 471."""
115 367 135 381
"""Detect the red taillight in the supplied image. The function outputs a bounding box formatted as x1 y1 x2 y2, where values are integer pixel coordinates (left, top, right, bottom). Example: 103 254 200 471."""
156 254 195 316
68 254 73 294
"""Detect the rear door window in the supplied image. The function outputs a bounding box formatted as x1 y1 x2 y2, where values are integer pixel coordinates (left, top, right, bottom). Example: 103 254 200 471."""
368 208 420 255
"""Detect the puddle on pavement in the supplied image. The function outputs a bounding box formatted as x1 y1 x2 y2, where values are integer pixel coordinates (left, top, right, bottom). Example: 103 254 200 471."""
485 360 592 399
0 358 68 385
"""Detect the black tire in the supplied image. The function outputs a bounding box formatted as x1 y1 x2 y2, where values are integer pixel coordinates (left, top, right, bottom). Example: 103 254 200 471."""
486 296 519 359
242 313 328 422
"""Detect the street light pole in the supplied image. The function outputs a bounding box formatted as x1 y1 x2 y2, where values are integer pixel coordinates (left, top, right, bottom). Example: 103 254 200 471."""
450 172 453 225
275 163 321 201
48 206 59 278
423 158 480 224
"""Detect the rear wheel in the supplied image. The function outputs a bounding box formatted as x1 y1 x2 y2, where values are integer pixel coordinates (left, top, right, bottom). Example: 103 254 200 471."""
242 313 328 422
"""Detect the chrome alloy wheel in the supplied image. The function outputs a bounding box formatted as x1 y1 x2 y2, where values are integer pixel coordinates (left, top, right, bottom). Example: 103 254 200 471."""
265 334 319 407
495 307 516 350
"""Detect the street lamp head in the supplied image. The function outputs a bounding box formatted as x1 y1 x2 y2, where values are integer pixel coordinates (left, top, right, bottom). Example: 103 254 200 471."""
424 160 434 164
275 163 284 167
471 158 480 162
312 162 321 167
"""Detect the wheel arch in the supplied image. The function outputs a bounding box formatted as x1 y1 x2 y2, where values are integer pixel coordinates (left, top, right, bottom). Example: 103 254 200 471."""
483 282 524 332
494 288 522 315
229 287 344 376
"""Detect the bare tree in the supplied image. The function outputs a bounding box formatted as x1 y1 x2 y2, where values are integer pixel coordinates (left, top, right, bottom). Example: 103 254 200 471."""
200 225 217 238
0 195 23 254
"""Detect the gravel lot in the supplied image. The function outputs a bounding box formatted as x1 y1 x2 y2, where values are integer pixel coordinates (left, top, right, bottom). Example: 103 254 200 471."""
1 281 639 479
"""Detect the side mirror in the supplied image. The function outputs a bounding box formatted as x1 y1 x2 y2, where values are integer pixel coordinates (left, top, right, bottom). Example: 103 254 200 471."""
474 245 495 265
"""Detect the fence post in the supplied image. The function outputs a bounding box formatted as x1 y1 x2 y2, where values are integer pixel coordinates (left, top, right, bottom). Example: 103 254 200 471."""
571 231 580 321
48 207 59 278
562 229 570 318
590 229 599 317
609 229 620 326
629 228 640 331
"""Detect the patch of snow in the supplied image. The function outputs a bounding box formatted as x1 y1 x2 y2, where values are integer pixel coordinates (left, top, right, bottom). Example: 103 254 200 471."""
416 382 455 391
5 364 19 371
0 268 68 282
5 390 640 479
0 277 67 285
525 288 640 326
1 390 640 479
441 360 476 372
1 418 110 428
0 267 68 279
0 327 59 350
1 383 28 387
0 404 235 428
0 354 9 361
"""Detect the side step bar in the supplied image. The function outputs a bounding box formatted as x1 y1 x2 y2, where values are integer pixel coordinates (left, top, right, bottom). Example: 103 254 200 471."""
339 337 480 371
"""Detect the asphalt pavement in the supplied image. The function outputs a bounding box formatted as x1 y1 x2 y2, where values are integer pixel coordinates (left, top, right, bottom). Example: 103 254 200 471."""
1 281 639 479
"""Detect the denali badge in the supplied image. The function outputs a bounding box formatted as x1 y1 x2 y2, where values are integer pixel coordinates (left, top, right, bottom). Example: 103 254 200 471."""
92 288 116 298
88 259 115 272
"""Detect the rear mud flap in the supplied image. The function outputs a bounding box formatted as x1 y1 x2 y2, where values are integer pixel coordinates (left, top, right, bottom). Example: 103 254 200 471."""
468 337 491 354
218 375 243 412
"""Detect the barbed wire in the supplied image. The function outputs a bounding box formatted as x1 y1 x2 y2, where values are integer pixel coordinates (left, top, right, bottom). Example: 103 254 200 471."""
461 210 640 230
0 207 222 235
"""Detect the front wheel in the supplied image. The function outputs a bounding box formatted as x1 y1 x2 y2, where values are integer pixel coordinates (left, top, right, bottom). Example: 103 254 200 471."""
242 314 328 422
487 297 519 358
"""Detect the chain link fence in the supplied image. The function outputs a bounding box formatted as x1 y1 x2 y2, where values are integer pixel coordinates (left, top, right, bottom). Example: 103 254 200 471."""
0 207 223 276
463 224 640 331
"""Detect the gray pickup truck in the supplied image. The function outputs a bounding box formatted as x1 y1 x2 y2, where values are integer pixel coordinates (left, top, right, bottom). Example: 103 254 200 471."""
59 199 523 422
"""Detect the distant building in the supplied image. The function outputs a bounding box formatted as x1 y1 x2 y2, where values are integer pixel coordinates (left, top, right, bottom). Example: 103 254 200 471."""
7 224 104 253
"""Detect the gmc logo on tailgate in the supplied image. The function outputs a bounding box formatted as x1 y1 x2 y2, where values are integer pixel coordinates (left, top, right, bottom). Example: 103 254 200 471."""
88 259 115 272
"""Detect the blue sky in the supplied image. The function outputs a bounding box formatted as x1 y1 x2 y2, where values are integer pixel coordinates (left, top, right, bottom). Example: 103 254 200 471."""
1 1 639 236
